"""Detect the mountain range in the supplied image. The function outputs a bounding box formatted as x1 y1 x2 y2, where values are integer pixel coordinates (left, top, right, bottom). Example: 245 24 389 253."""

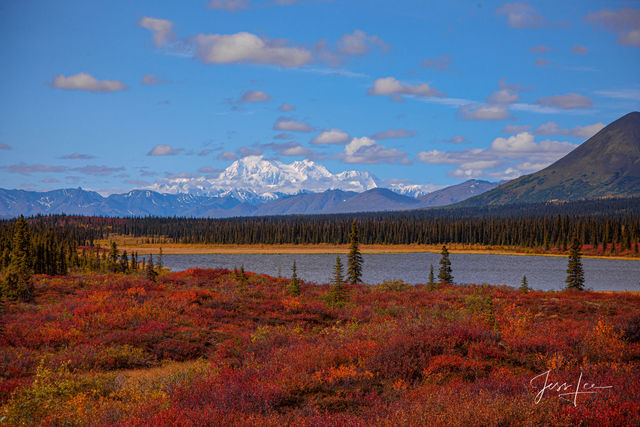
0 179 497 218
2 112 639 218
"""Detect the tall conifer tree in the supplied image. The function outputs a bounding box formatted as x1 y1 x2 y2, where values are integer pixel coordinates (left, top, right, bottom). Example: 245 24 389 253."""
437 245 453 284
566 239 585 290
347 220 363 285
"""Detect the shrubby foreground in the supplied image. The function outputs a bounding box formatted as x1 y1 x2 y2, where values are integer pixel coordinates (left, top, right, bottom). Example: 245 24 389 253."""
1 269 639 425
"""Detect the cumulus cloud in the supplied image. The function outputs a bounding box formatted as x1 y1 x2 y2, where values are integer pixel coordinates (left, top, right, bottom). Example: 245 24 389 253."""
192 32 313 68
586 9 640 47
368 77 443 99
311 128 350 144
371 129 417 140
459 104 509 120
206 0 249 11
571 45 589 54
487 79 527 105
50 73 127 93
274 133 294 140
496 2 544 29
217 151 238 161
273 117 314 132
240 90 271 103
341 137 409 164
337 30 388 55
71 165 125 176
533 121 605 138
420 54 452 71
259 141 318 157
61 153 95 160
142 73 169 85
147 144 183 156
0 143 10 150
417 132 577 179
139 17 176 48
278 102 296 112
1 163 67 174
529 45 552 53
537 93 593 109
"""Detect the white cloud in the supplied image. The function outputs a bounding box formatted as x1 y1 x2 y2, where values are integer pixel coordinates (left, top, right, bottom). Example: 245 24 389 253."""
537 93 593 109
240 90 271 103
311 128 350 144
371 129 417 140
595 88 640 101
273 117 314 132
278 102 296 112
0 143 10 150
417 132 577 180
341 137 409 164
147 144 183 156
533 121 605 138
50 73 127 93
496 3 544 29
139 17 176 48
207 0 249 11
487 88 519 104
368 77 443 99
71 165 125 176
61 153 95 160
192 32 313 68
586 9 640 47
459 104 509 120
337 30 388 55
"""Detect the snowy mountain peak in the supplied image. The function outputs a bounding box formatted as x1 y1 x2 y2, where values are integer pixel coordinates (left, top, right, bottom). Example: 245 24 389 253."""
150 156 383 201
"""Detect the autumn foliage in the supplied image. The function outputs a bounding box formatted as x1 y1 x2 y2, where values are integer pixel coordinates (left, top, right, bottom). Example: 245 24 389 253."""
1 268 639 425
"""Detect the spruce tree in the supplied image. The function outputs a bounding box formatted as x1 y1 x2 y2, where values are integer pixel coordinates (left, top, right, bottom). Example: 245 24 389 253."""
327 255 348 304
519 275 529 292
565 239 585 290
1 216 34 302
109 242 119 271
437 245 453 284
347 220 363 285
428 264 435 291
158 247 163 270
288 261 300 296
145 255 157 282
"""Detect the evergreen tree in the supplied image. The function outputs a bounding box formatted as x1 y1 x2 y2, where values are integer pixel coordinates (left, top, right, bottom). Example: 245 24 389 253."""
145 255 157 282
109 242 119 271
120 251 129 273
519 275 529 292
437 245 453 284
158 247 163 270
327 255 348 304
288 261 300 296
565 239 585 290
347 220 363 285
428 264 435 291
1 216 34 302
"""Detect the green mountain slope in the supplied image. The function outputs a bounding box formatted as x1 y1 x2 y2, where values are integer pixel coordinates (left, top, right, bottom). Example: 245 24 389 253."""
459 112 640 206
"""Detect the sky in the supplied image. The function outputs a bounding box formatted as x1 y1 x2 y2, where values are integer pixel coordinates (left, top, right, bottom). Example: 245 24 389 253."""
1 0 639 195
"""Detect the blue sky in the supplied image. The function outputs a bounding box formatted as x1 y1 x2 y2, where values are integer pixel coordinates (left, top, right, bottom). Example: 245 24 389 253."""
1 0 639 195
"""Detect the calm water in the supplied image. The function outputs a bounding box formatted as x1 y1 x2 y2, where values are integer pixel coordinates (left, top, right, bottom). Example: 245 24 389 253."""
155 253 640 291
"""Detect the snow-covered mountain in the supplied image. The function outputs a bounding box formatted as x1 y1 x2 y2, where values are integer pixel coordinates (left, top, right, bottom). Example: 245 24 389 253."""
149 156 423 201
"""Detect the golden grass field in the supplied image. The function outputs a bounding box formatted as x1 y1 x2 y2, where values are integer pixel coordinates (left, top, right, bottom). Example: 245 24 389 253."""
96 235 640 260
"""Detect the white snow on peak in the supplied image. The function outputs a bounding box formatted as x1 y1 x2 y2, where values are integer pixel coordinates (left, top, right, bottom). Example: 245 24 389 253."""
149 156 434 201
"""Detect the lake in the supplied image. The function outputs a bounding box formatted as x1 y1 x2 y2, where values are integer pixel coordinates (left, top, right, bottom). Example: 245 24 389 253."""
154 252 640 291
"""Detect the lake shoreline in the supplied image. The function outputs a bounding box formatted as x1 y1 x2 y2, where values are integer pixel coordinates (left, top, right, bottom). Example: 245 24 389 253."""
102 242 640 261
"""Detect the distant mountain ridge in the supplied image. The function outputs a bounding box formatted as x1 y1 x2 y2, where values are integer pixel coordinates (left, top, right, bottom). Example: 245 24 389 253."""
0 179 497 218
460 112 640 206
